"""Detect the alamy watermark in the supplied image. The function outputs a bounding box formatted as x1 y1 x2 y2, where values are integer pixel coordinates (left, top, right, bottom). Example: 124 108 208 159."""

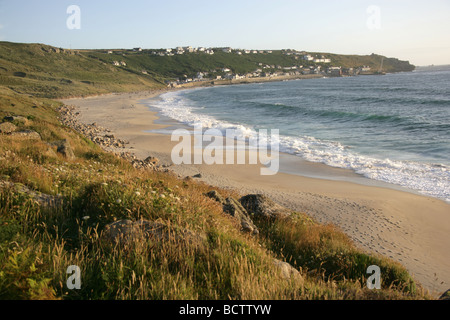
66 265 81 290
366 5 381 30
66 5 81 30
367 265 381 289
171 125 280 176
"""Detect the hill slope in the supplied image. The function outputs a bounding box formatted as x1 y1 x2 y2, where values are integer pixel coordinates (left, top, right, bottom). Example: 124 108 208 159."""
0 41 433 301
0 42 415 98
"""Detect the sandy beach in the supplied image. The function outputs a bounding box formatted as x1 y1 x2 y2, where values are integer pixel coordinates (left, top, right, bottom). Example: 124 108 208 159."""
61 90 450 297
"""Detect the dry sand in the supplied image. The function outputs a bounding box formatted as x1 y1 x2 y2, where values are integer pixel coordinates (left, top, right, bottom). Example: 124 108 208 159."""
61 90 450 297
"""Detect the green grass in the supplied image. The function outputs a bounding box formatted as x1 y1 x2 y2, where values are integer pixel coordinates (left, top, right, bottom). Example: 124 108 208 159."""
0 42 414 100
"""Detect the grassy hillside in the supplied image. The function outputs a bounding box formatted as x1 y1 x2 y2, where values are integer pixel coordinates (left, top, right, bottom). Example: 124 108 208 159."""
0 42 164 98
0 41 429 301
0 42 415 100
0 100 426 299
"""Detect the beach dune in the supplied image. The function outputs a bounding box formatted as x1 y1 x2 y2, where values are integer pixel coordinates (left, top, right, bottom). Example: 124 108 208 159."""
62 90 450 297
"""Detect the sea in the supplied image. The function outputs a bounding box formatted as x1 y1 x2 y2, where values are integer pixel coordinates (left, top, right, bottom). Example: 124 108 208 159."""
147 65 450 203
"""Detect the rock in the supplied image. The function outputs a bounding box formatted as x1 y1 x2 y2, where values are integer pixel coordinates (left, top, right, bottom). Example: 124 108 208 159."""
53 139 76 160
439 289 450 300
144 156 159 166
10 130 41 140
193 173 202 178
240 194 291 220
206 190 259 235
1 180 62 207
103 219 206 247
0 122 17 134
3 115 30 125
272 259 304 283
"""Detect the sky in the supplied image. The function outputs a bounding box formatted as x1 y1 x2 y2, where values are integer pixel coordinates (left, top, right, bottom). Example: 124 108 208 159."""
0 0 449 66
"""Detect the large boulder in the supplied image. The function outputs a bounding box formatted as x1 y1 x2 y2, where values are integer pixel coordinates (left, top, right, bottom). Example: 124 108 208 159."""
10 130 41 140
103 219 206 247
272 259 304 283
206 190 259 235
0 122 17 134
240 194 291 220
53 139 76 160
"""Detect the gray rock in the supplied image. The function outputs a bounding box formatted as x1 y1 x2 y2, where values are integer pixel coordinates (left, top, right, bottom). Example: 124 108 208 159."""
144 156 159 166
53 139 75 160
272 259 304 283
103 219 206 247
10 130 41 140
0 180 62 207
240 194 291 220
0 122 17 134
206 190 259 235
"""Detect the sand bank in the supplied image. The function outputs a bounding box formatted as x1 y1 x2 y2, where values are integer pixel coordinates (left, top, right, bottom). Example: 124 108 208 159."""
61 90 450 297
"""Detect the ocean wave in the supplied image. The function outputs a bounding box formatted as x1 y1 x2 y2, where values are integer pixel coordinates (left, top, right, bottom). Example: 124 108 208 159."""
149 91 450 203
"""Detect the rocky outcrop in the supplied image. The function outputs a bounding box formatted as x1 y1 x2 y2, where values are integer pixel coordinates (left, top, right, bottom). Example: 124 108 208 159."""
272 259 304 283
206 190 259 235
10 130 41 141
58 104 164 171
59 105 127 150
53 139 76 160
240 194 291 220
0 122 17 134
3 115 30 126
103 219 206 247
0 180 62 207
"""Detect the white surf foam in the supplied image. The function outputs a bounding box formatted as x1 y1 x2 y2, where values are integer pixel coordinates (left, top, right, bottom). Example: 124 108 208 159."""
149 90 450 203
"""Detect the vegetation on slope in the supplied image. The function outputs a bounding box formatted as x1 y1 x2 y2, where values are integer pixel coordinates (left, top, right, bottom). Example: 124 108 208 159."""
0 41 428 300
0 42 415 100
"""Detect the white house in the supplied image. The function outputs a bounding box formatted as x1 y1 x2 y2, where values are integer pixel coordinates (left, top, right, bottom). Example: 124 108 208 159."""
314 58 331 63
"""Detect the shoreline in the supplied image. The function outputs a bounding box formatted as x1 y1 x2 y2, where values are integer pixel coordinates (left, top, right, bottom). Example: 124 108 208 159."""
61 88 450 297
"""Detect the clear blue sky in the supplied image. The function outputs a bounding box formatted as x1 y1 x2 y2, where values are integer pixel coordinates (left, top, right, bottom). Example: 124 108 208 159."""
0 0 449 66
